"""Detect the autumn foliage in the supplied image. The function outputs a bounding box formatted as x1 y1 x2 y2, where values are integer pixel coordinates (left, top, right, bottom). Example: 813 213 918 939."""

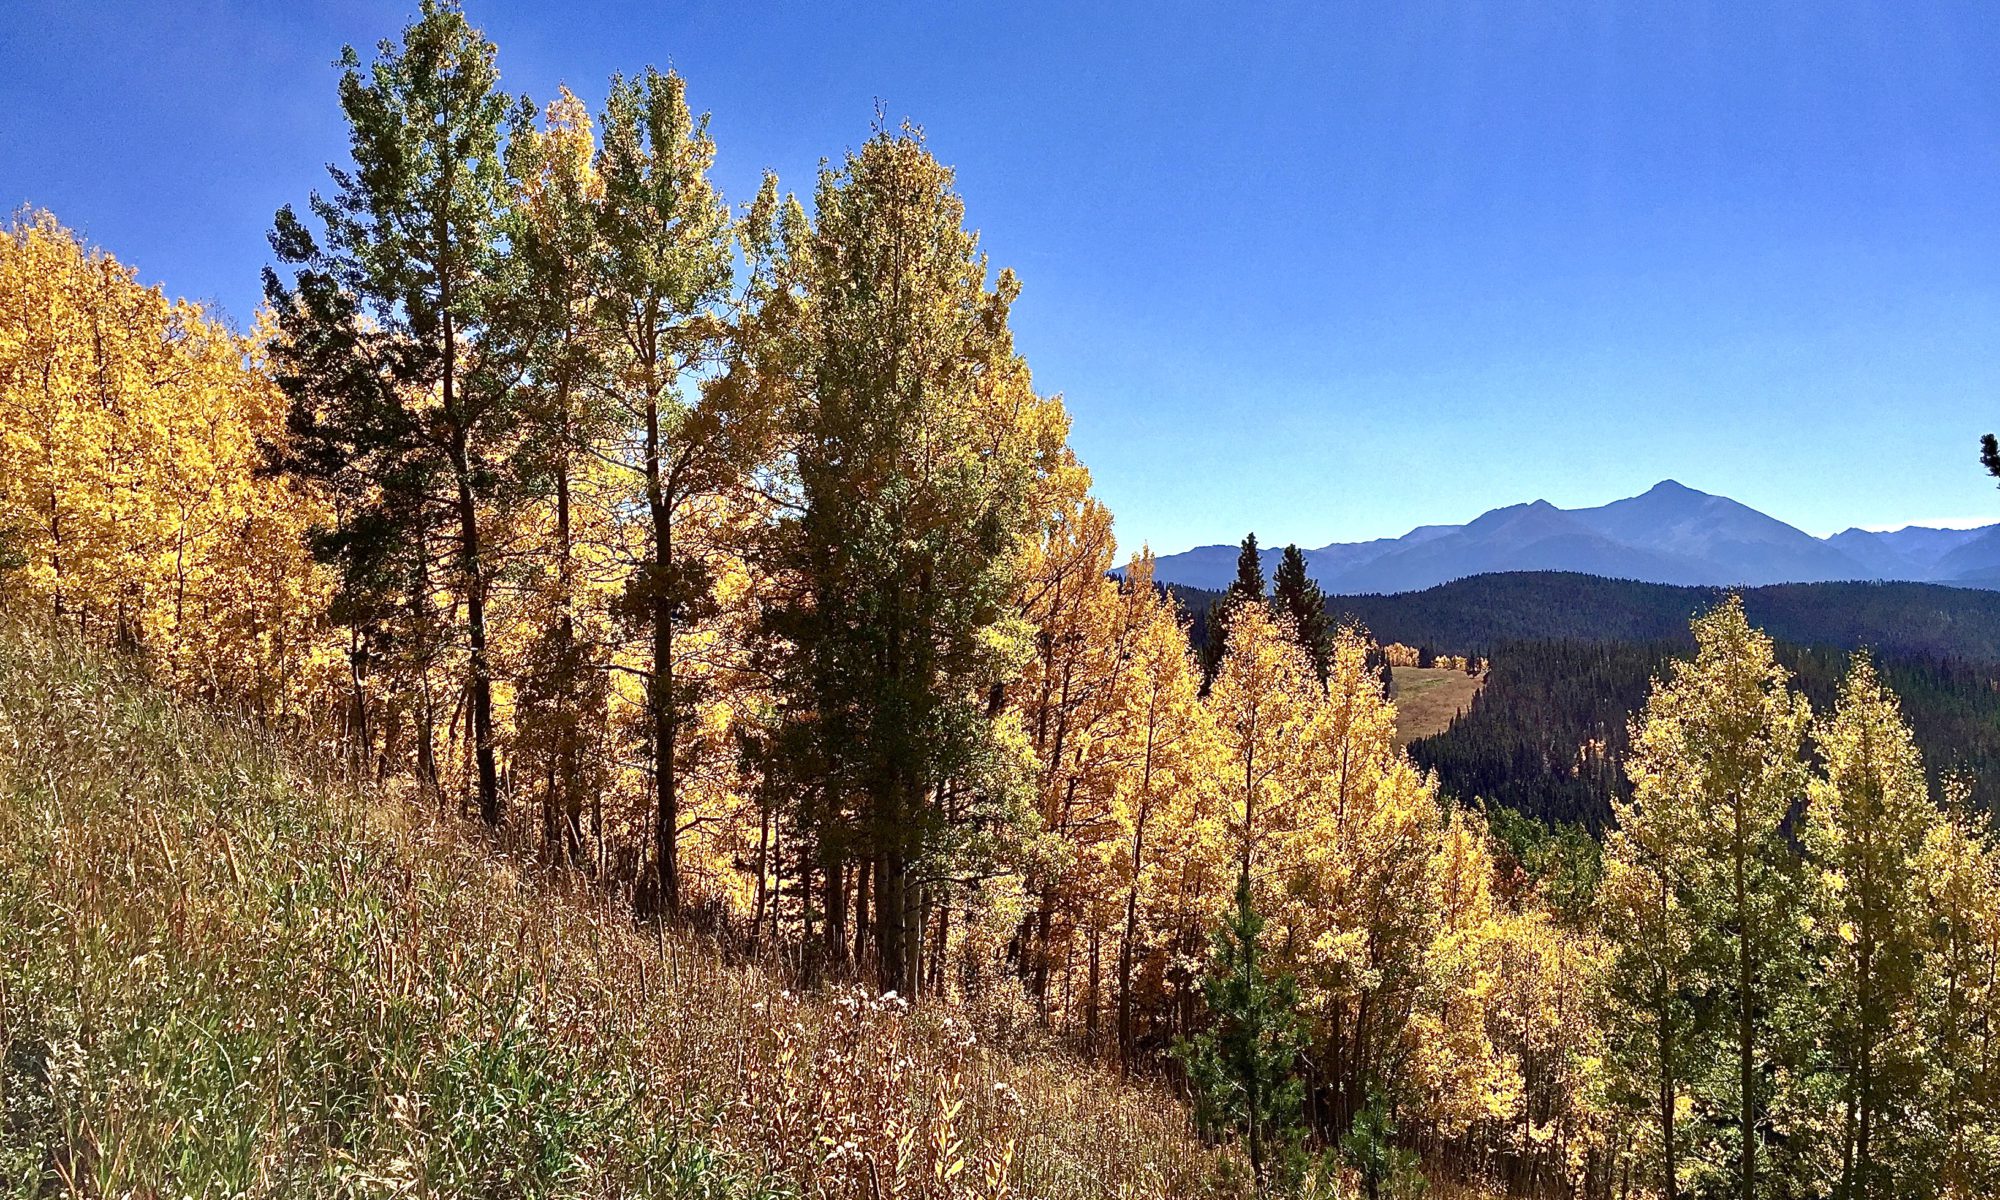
4 3 2000 1197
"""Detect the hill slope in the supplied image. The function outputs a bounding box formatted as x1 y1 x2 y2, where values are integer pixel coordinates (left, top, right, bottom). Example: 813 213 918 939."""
1165 575 2000 829
1388 666 1484 746
1323 571 2000 661
1405 638 2000 828
0 619 1222 1199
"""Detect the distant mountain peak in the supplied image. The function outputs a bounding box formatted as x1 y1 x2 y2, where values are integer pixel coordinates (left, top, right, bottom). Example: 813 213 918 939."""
1141 482 2000 596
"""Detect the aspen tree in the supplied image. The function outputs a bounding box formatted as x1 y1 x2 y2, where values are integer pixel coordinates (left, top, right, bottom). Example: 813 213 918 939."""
1806 655 1935 1198
592 66 739 914
1616 597 1811 1200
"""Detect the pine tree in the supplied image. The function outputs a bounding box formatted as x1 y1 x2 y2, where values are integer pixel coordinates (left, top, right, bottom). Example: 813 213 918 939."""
266 0 517 823
1177 864 1309 1191
1200 533 1266 687
1341 1089 1419 1200
1271 544 1331 685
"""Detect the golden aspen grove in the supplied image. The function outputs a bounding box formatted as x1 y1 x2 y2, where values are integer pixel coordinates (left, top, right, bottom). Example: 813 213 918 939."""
3 5 1999 1200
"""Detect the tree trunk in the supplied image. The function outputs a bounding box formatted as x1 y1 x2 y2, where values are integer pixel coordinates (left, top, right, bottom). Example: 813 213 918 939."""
1735 817 1754 1200
1085 921 1102 1051
645 395 679 916
853 857 872 968
1658 867 1678 1200
875 848 909 995
822 844 847 962
454 455 500 827
1118 881 1139 1075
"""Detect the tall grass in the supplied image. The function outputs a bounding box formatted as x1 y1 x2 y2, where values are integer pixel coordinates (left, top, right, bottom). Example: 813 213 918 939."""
0 617 1237 1198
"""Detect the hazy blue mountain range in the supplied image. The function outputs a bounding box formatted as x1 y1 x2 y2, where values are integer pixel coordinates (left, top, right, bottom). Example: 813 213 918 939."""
1146 480 2000 594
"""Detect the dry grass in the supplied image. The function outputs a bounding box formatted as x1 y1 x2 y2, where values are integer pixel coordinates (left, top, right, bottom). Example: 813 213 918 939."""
1387 667 1484 747
0 618 1241 1199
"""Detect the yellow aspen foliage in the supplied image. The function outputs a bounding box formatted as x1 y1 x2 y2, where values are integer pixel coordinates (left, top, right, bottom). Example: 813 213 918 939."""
1804 654 1941 1197
0 211 334 711
1205 603 1318 876
1912 797 2000 1198
1103 554 1230 1064
1483 910 1612 1180
1609 595 1812 1199
1010 492 1128 1016
1407 809 1513 1138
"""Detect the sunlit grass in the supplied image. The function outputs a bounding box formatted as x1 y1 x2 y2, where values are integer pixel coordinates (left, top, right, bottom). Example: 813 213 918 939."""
0 615 1238 1198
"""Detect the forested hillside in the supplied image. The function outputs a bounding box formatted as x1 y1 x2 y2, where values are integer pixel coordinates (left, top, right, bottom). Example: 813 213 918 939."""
1327 571 2000 660
1407 639 2000 827
6 5 2000 1198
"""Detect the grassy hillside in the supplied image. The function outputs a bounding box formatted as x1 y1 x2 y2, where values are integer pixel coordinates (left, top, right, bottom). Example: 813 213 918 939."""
0 618 1229 1199
1386 666 1483 746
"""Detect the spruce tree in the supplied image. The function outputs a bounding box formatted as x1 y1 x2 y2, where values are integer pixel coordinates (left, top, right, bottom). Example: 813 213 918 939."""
1177 864 1309 1191
1200 533 1266 687
1270 544 1331 685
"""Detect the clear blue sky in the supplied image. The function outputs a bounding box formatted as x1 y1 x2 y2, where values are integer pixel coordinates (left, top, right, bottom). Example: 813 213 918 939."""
6 2 1999 554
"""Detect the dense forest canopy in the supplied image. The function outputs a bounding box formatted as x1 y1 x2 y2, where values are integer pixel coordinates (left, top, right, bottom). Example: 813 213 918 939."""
1408 638 2000 828
1324 571 2000 661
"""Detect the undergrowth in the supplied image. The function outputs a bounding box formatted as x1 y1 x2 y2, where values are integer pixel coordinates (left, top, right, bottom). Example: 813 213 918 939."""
0 618 1234 1198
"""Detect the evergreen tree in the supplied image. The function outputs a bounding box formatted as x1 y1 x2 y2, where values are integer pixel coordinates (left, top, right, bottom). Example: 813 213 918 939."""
266 0 517 823
1271 544 1331 685
1200 533 1266 688
743 124 1067 994
1340 1090 1419 1200
1177 864 1309 1192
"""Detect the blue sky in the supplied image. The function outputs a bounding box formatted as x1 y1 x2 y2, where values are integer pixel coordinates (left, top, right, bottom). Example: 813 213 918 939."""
6 2 1999 553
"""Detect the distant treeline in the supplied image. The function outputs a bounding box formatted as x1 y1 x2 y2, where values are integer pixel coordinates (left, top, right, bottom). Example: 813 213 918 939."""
1407 639 2000 827
1326 570 2000 661
1164 572 2000 826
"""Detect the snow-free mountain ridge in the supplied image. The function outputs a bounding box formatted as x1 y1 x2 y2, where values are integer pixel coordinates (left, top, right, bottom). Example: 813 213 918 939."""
1145 481 2000 595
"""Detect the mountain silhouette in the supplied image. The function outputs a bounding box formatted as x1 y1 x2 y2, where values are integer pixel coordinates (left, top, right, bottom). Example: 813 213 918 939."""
1146 481 2000 594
